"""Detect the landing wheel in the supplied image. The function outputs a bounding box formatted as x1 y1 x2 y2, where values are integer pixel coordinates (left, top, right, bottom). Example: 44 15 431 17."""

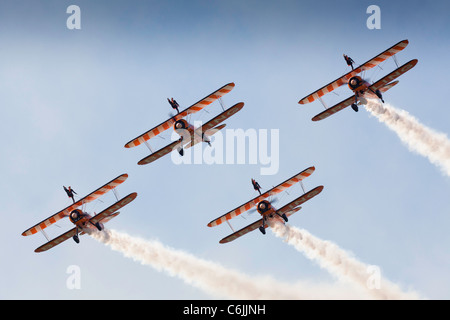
178 147 184 156
73 234 80 244
351 103 359 112
95 222 102 231
259 226 266 235
276 212 288 222
375 89 384 103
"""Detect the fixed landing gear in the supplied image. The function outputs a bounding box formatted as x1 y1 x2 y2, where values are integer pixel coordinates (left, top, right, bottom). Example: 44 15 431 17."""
375 89 385 103
72 221 103 244
369 88 385 103
351 103 359 112
258 212 288 235
259 216 267 235
91 221 102 231
202 133 212 147
259 226 266 235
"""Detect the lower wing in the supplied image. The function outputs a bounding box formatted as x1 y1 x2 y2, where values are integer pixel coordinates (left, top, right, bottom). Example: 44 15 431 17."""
276 186 324 215
89 192 137 224
311 96 355 121
369 59 418 92
34 228 78 253
219 208 301 244
137 140 183 165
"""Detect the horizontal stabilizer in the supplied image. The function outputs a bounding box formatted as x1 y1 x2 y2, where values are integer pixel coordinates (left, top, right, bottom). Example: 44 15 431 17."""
379 81 399 93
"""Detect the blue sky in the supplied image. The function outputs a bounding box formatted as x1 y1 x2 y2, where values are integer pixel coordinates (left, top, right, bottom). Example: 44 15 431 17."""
1 0 450 299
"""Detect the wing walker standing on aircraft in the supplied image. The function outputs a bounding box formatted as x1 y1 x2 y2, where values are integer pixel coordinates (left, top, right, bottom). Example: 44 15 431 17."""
124 83 244 165
298 40 418 121
22 174 137 253
208 167 324 243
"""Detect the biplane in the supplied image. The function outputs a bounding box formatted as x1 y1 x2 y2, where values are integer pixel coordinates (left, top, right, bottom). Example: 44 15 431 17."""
124 83 244 165
207 167 324 243
298 40 418 121
22 174 137 253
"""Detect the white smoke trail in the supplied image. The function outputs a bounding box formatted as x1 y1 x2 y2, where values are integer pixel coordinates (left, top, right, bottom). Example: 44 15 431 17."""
270 221 422 300
366 100 450 177
89 228 369 299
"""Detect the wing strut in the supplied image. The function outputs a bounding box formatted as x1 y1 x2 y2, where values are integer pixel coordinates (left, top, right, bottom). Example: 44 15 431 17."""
144 140 154 153
226 220 235 232
219 97 225 111
300 181 306 193
41 230 50 242
112 189 120 201
393 55 399 67
318 97 328 110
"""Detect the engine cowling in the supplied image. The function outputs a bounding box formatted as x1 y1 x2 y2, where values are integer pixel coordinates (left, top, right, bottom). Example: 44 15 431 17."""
174 119 188 130
69 209 83 223
257 200 271 215
347 76 363 90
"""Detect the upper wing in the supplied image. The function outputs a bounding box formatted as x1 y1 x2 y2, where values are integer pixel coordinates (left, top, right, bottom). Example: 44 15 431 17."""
124 83 235 148
299 40 409 104
207 166 316 227
34 227 78 253
89 192 137 225
311 95 355 121
22 174 129 236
